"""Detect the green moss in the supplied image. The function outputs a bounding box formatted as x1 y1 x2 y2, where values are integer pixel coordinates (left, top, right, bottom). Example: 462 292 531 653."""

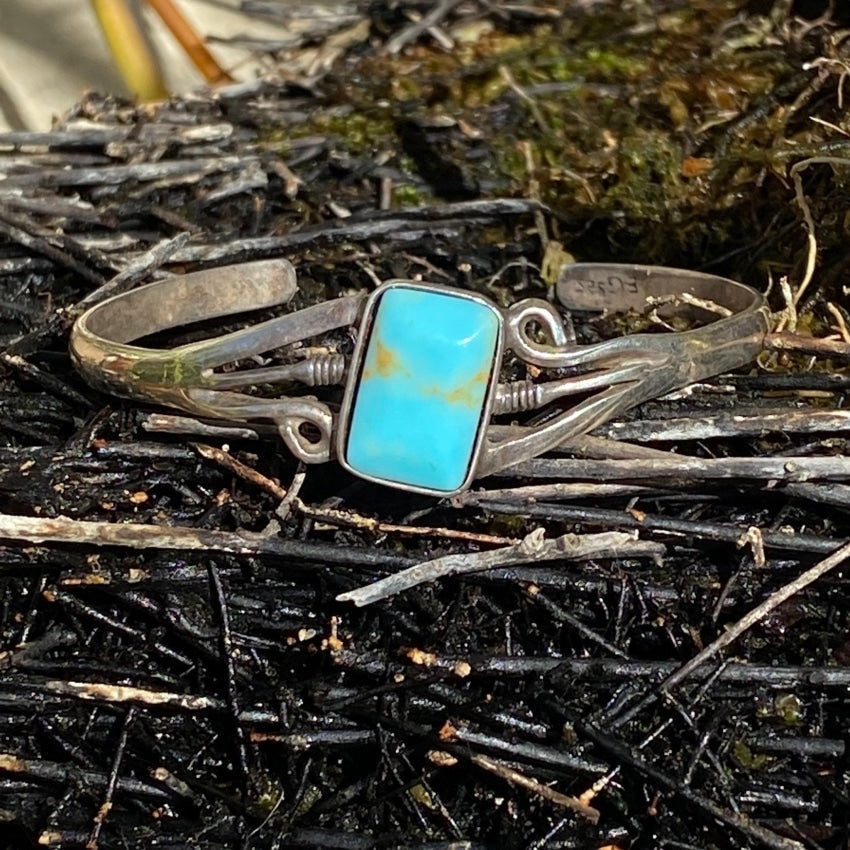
312 108 397 155
257 0 844 277
250 772 285 817
393 184 425 206
732 739 769 770
583 46 648 79
600 130 687 220
774 692 804 726
259 126 291 157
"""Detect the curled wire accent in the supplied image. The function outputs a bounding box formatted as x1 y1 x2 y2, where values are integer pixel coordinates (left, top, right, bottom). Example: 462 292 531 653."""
492 380 543 415
277 403 335 463
304 354 347 387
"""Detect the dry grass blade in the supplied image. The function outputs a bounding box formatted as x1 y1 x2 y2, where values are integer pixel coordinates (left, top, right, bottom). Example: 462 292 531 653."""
90 0 168 99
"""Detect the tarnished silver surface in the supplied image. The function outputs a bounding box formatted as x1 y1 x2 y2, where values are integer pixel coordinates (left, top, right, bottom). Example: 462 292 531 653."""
70 259 770 494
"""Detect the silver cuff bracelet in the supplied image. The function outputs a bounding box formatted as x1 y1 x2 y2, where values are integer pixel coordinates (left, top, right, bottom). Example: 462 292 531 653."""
70 260 770 495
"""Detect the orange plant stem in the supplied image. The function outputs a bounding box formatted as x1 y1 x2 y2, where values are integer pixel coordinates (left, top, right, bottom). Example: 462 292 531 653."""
145 0 234 85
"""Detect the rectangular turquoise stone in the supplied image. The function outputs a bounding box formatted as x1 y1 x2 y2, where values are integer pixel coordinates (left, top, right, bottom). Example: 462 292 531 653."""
343 285 501 493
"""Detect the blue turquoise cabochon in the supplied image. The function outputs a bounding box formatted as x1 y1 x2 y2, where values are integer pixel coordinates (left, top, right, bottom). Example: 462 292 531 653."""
343 285 502 492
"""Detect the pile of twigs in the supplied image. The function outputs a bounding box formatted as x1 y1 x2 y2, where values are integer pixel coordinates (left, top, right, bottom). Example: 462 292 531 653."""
2 2 850 848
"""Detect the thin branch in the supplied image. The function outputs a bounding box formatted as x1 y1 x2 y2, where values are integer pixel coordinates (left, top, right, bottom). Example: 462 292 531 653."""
0 512 414 568
337 530 664 606
659 538 850 694
87 707 135 850
501 454 850 483
73 232 190 312
467 753 600 823
575 723 804 850
472 500 842 555
384 0 465 54
765 330 850 360
593 407 850 442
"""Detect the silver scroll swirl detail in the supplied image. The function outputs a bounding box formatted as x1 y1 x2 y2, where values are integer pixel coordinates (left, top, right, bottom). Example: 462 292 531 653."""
478 298 673 478
71 259 770 488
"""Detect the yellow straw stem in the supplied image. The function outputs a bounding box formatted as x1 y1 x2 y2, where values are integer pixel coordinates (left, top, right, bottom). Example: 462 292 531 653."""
90 0 169 101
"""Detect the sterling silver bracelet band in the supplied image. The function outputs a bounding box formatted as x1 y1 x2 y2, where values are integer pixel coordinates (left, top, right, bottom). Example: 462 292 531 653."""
70 260 770 495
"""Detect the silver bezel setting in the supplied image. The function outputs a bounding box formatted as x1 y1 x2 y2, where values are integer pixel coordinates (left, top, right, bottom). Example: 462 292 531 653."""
70 260 770 496
336 280 505 497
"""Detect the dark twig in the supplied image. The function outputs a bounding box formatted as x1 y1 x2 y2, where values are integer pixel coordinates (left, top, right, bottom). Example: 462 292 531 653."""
502 455 850 483
659 539 850 695
749 735 845 758
0 209 107 285
573 722 804 850
528 588 630 659
164 199 546 263
783 482 850 508
0 751 171 803
447 725 606 775
86 707 135 850
249 729 375 747
0 354 92 408
331 650 850 688
72 232 191 312
594 408 850 442
473 501 842 555
208 562 251 802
